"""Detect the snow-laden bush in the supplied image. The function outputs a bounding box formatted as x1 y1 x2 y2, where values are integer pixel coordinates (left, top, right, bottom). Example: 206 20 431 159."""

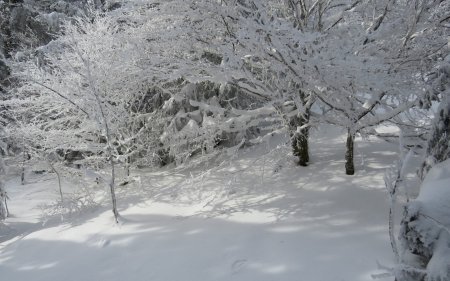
159 81 272 165
420 59 450 179
397 57 450 281
399 159 450 281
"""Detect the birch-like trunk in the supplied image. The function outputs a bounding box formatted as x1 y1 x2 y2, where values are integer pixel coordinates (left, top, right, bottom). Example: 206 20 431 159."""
109 151 119 223
49 162 63 203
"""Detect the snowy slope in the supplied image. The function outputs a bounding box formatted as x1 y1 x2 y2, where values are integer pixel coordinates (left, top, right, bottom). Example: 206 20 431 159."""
0 126 415 281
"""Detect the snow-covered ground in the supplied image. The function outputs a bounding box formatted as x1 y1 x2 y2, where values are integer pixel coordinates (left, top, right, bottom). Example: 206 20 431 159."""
0 126 420 281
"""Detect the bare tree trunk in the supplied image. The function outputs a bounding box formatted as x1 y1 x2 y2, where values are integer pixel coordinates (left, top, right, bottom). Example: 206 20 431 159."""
109 152 119 223
21 143 26 185
125 156 130 177
95 95 119 223
81 50 120 222
21 167 25 185
4 197 9 217
0 182 7 220
289 97 311 166
0 155 8 218
345 128 355 175
292 125 309 166
98 109 119 223
85 88 119 222
49 162 63 203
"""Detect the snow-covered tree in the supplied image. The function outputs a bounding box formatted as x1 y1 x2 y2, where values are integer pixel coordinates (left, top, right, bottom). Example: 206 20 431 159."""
204 0 423 173
10 0 238 219
303 0 448 174
8 0 450 182
11 10 152 222
197 0 367 166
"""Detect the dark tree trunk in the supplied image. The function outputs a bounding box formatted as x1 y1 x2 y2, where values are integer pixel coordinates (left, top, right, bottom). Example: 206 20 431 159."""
290 113 310 166
4 197 9 217
345 129 355 175
21 148 26 185
21 167 25 185
292 126 309 166
109 157 119 223
288 89 313 166
125 156 130 177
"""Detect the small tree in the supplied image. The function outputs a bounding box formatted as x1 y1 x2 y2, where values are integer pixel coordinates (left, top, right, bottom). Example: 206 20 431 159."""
11 12 150 222
11 1 234 220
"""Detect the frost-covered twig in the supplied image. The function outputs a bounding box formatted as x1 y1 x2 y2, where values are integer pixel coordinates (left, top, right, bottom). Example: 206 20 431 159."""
384 132 414 263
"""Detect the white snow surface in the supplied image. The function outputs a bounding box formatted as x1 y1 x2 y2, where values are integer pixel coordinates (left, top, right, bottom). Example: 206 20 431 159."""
0 126 414 281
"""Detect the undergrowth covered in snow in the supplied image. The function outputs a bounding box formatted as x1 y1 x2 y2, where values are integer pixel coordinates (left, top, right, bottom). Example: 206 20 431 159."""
0 126 420 281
